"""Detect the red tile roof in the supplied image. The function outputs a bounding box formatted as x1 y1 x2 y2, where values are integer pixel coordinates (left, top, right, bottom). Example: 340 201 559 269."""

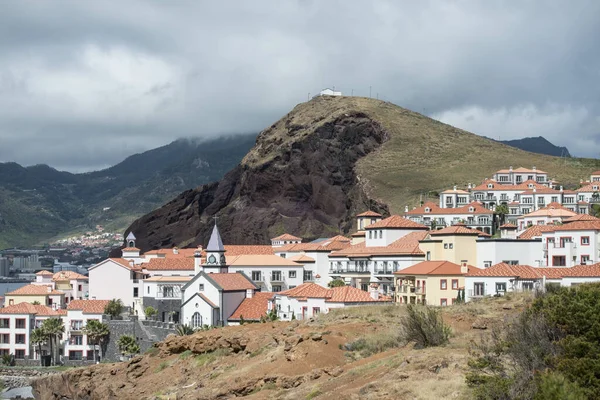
330 231 428 257
562 263 600 277
288 254 315 263
228 292 274 321
467 263 540 279
366 215 428 229
356 211 382 217
198 293 218 308
67 300 110 314
277 237 352 252
472 179 547 191
278 283 388 303
499 223 517 229
206 273 256 291
576 183 600 192
122 247 140 252
405 201 493 216
52 271 88 281
550 221 600 232
394 261 475 276
0 303 63 316
36 270 53 276
429 225 490 237
271 234 302 241
518 225 557 239
563 214 600 223
279 283 331 298
6 284 64 296
227 254 301 267
518 204 576 219
142 258 194 271
108 258 142 271
221 245 274 256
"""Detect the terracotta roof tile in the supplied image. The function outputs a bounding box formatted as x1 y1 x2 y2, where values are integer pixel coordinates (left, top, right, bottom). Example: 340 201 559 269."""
550 221 600 232
52 271 88 281
518 204 576 219
288 254 315 263
277 283 388 303
0 303 63 316
207 273 256 291
366 215 428 229
562 263 600 277
394 261 475 276
279 283 331 298
467 263 540 278
499 223 518 229
563 214 600 223
144 276 193 282
227 254 301 267
429 225 490 237
229 292 274 321
326 286 389 303
356 211 383 217
122 247 140 252
108 258 142 271
271 233 302 241
405 201 493 216
67 300 110 314
198 293 218 308
35 270 53 276
330 231 428 257
142 258 194 271
518 225 557 239
6 284 64 296
277 237 352 252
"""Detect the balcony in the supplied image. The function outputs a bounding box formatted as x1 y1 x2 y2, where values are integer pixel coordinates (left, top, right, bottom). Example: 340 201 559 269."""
375 269 394 275
270 274 285 283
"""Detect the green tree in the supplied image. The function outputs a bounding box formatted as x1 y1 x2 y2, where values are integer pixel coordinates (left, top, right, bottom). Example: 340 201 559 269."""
144 306 157 320
32 301 41 305
327 279 346 288
41 318 64 366
104 299 124 319
495 204 509 226
30 328 48 366
117 334 140 357
82 320 110 362
175 324 195 336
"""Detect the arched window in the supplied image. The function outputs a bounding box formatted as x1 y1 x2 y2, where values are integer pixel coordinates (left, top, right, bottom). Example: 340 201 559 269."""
191 312 202 328
128 240 135 247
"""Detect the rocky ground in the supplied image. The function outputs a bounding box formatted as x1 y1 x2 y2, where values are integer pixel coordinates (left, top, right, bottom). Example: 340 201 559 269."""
31 295 529 400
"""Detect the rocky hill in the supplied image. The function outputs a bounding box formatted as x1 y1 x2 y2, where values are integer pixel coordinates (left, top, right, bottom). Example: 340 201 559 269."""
499 136 571 157
127 96 599 250
0 135 256 248
31 296 524 400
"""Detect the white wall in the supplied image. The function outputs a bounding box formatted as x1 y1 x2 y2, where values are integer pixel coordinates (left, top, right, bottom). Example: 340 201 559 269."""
0 314 33 358
365 229 415 247
227 265 303 291
476 240 543 268
89 261 134 307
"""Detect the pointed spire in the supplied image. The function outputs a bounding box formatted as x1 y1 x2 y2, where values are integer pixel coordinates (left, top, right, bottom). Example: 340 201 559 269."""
126 232 136 241
206 224 225 252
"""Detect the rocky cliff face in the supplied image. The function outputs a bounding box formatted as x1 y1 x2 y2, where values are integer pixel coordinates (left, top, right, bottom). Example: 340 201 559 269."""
127 99 390 250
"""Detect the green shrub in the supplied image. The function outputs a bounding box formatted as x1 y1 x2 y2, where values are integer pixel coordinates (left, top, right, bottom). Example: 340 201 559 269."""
144 306 158 319
401 305 450 348
343 331 402 358
328 279 346 288
155 361 169 372
534 372 587 400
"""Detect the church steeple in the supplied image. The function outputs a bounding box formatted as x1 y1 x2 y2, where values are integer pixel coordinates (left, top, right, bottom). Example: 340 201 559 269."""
203 223 227 273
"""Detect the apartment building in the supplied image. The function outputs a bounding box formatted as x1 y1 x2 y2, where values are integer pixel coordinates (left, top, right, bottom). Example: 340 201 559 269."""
405 201 494 234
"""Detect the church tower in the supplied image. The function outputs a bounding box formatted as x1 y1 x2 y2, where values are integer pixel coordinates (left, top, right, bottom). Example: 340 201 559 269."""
203 223 228 273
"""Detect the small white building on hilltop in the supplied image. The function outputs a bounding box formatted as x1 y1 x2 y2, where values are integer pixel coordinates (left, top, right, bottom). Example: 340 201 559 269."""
316 88 342 97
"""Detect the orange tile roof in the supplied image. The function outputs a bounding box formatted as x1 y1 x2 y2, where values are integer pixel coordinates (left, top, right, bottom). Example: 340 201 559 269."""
0 303 63 316
429 225 489 237
6 284 64 296
122 247 140 252
518 225 557 239
518 204 576 219
279 283 331 298
550 221 600 232
563 214 600 223
405 201 493 216
366 215 428 229
328 235 351 242
561 263 600 277
144 276 193 282
394 261 475 276
288 254 315 263
472 179 548 192
108 258 142 271
356 211 383 217
198 293 218 308
198 245 275 258
326 285 389 303
67 300 110 314
351 231 366 237
52 271 88 281
228 292 274 321
206 273 256 291
576 183 600 192
500 223 517 229
330 231 428 257
467 263 565 279
277 237 352 252
142 258 194 271
36 270 53 276
227 254 301 267
495 167 547 174
271 233 302 241
142 248 197 259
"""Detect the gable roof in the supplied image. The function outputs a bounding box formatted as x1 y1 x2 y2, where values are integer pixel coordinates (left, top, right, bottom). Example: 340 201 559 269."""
89 258 141 272
227 254 301 267
144 276 193 282
563 214 600 223
0 303 63 316
429 225 490 237
466 263 564 279
205 273 257 291
36 270 53 276
365 215 428 230
288 254 316 263
67 300 110 314
271 233 302 241
394 261 473 276
550 221 600 232
206 224 225 252
330 230 428 257
356 211 382 217
276 237 352 252
6 284 64 296
518 203 576 219
52 271 88 281
142 258 195 271
472 179 548 192
500 223 518 229
405 201 493 216
518 225 557 239
228 292 274 321
277 283 388 303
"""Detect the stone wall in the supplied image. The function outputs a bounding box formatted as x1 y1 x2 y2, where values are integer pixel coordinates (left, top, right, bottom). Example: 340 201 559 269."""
0 367 60 390
142 297 181 323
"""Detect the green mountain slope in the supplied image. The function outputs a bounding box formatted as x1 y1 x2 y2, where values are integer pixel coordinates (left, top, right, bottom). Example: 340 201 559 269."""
0 135 256 248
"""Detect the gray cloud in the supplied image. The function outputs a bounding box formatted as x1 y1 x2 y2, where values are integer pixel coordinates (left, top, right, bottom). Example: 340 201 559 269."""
0 0 599 171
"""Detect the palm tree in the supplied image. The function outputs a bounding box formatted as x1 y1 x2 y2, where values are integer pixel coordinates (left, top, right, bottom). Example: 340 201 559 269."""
104 299 124 319
30 328 48 366
495 204 509 226
41 318 64 366
175 324 194 336
82 320 110 362
117 334 140 358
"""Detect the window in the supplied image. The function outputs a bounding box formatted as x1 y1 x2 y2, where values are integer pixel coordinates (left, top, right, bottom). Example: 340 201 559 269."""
379 230 383 239
581 236 590 246
474 282 485 297
426 251 431 261
15 350 25 360
449 243 454 249
280 254 286 258
288 271 296 279
552 256 566 267
71 320 83 330
191 312 202 328
272 285 282 292
198 284 204 291
484 261 492 268
147 286 150 294
68 350 83 361
313 307 320 315
522 282 534 291
14 319 26 329
133 287 139 298
251 271 261 281
0 334 8 344
440 299 448 306
452 279 459 290
0 319 9 329
15 334 26 344
502 260 519 265
581 255 590 264
271 271 282 281
71 335 83 345
444 243 448 249
440 280 447 290
162 286 175 298
495 283 507 293
303 271 313 281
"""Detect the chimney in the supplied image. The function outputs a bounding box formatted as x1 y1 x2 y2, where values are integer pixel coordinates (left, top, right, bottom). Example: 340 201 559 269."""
404 205 409 213
47 286 51 293
246 289 254 299
194 246 202 274
533 188 536 193
468 183 472 189
129 260 134 268
453 185 457 191
460 261 468 274
533 166 536 171
172 247 179 255
369 283 379 300
509 166 513 172
560 186 563 192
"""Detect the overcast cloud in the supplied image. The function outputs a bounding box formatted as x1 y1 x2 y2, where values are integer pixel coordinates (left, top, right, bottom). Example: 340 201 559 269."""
0 1 598 171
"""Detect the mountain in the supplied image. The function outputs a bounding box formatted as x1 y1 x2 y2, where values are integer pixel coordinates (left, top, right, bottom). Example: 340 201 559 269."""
498 136 571 157
0 135 256 248
126 96 600 251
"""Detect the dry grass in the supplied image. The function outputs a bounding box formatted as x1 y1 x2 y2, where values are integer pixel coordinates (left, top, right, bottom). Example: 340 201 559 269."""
244 95 600 214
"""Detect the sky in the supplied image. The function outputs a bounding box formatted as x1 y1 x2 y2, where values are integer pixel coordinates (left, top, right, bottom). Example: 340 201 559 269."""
0 1 599 172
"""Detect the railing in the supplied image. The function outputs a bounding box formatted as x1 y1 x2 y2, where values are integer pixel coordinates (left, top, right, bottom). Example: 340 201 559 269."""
468 289 486 298
374 269 395 275
328 269 370 274
270 275 285 283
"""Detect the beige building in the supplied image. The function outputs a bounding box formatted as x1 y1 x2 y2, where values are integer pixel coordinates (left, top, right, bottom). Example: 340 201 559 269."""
394 261 475 306
418 224 485 266
4 284 65 309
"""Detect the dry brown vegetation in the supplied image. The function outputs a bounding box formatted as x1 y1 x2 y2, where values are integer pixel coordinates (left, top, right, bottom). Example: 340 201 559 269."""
33 294 534 400
244 96 600 213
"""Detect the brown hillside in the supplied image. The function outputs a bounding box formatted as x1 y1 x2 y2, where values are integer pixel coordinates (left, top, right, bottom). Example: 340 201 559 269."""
31 296 529 400
126 96 599 250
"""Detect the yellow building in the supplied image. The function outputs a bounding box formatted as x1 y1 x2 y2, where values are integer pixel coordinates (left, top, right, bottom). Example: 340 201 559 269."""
418 224 485 265
4 284 65 309
393 261 476 306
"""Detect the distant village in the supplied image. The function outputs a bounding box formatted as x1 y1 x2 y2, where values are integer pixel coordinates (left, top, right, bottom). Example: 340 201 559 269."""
2 166 600 365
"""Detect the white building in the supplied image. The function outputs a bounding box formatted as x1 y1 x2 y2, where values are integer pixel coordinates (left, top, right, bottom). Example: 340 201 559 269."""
476 238 543 269
88 258 144 309
34 270 89 305
63 300 109 361
227 254 305 292
405 201 494 234
493 166 551 185
541 220 600 267
316 88 342 97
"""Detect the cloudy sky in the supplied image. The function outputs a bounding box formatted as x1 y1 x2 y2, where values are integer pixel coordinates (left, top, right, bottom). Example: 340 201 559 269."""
1 1 598 172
